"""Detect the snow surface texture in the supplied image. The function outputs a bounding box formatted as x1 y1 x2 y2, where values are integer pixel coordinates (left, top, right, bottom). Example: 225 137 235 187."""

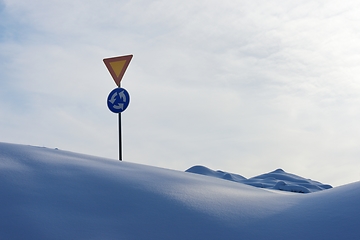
1 142 360 240
186 165 332 193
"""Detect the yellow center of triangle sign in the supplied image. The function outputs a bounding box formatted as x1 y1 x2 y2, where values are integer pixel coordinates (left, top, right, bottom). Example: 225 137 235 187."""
103 55 133 86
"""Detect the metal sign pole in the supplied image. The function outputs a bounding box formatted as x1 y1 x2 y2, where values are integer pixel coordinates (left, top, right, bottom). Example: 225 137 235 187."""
118 111 122 161
118 82 122 161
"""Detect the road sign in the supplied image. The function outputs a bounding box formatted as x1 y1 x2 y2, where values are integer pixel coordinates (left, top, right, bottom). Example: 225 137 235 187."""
103 54 133 161
107 87 130 113
103 55 133 87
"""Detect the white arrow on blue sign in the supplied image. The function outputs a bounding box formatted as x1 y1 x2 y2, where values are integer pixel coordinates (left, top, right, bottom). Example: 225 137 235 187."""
107 88 130 113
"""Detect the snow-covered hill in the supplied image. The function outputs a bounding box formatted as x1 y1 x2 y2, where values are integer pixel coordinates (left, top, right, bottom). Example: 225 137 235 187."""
0 142 359 239
186 165 332 193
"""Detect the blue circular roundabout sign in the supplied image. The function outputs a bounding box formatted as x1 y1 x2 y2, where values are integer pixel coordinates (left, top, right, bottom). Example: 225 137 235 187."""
107 87 130 113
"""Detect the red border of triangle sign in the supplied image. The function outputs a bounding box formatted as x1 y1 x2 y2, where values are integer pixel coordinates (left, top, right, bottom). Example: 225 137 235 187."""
103 55 133 87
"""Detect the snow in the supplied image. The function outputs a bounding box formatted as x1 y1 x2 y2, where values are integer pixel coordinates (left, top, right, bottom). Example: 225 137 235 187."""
186 165 332 193
0 142 359 239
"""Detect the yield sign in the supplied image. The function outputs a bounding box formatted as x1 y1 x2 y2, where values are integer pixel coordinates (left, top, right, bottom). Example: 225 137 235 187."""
103 55 133 87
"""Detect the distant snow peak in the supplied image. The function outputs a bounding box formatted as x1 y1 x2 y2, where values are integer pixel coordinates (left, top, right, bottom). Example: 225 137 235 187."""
185 166 332 194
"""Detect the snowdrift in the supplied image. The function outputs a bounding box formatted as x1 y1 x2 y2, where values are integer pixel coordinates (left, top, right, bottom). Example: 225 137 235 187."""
186 165 332 193
0 142 359 240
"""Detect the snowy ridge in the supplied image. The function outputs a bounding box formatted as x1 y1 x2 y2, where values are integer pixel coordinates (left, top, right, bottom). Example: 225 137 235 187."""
0 142 359 240
186 165 332 193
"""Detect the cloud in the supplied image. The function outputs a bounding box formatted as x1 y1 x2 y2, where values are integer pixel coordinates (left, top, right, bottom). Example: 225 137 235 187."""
1 0 360 186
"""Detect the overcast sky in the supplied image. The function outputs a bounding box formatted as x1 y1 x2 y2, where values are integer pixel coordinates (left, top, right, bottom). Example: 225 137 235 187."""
1 0 360 186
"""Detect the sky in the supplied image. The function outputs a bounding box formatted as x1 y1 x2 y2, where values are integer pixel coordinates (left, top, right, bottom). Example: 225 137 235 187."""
1 0 360 186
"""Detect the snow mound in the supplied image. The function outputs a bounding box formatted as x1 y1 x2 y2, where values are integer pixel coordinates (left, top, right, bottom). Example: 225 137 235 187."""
186 166 332 193
185 165 247 182
1 142 359 240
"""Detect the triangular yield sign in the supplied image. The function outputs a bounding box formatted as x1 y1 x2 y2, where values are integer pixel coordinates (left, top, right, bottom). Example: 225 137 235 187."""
103 55 133 87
